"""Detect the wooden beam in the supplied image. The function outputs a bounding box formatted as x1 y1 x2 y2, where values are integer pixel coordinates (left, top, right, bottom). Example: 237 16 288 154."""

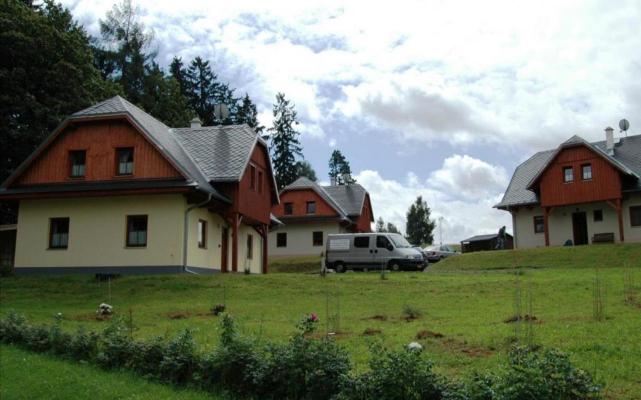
616 198 625 242
543 206 550 247
231 213 239 273
261 224 269 274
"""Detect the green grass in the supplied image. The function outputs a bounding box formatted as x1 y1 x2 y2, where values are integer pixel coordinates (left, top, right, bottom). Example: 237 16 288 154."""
0 345 217 399
436 243 641 271
1 243 641 399
269 255 322 273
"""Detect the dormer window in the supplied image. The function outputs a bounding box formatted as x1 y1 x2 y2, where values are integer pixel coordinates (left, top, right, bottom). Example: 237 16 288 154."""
306 201 316 214
284 202 293 215
582 164 592 180
116 148 134 175
69 150 86 178
563 166 573 183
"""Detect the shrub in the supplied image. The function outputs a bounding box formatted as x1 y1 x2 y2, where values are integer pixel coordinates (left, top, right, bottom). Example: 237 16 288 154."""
129 336 167 379
338 342 445 400
159 328 198 386
0 312 27 344
200 314 263 395
66 326 99 362
402 304 422 321
96 317 134 369
493 346 601 400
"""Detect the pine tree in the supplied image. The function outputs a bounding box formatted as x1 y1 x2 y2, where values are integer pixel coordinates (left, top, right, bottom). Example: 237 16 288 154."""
328 149 355 184
141 63 191 127
375 217 386 232
185 56 218 125
386 222 400 234
295 160 317 182
269 93 302 188
169 56 188 98
405 196 436 246
236 93 264 134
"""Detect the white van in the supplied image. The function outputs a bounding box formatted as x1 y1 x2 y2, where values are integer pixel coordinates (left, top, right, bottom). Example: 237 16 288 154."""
325 233 427 272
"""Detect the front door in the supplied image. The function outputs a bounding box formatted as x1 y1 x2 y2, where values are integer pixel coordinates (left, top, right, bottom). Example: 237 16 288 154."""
221 227 229 272
572 212 588 245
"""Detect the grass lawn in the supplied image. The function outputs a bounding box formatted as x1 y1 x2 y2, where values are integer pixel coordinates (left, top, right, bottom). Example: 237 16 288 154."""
1 243 640 399
0 345 217 399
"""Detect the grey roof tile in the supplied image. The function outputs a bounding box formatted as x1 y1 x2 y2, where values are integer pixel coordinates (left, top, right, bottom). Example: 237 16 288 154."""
496 133 641 208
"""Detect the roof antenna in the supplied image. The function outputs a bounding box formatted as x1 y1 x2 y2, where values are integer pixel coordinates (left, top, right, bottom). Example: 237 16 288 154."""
619 119 630 137
214 104 229 121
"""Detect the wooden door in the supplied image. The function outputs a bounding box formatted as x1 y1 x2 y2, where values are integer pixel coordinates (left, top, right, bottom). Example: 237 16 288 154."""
572 212 588 245
221 227 229 272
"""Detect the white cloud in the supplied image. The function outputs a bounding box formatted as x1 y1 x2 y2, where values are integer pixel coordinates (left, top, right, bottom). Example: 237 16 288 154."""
328 138 337 147
356 155 512 244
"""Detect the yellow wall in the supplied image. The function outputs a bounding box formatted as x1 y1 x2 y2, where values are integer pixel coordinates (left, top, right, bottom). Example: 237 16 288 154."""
268 222 345 257
237 224 263 274
186 207 225 270
15 195 185 268
624 193 641 242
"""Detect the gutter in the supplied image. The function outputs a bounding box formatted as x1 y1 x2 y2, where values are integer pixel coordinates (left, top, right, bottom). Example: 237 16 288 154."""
182 189 214 274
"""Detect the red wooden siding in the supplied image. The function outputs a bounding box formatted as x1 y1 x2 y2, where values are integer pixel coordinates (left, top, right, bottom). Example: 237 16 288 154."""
16 120 182 185
538 145 622 207
353 193 373 232
234 143 275 225
274 190 339 218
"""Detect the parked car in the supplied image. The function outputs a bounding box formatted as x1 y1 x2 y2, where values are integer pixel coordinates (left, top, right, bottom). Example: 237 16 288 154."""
325 233 426 272
423 244 459 262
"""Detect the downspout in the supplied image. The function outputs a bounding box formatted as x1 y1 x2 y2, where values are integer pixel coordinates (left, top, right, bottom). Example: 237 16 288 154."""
183 190 213 274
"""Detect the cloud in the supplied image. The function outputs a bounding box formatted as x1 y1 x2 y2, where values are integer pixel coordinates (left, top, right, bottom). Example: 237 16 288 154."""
355 155 511 244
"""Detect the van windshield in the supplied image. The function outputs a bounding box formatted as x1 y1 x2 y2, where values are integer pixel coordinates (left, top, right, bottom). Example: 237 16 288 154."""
389 234 412 248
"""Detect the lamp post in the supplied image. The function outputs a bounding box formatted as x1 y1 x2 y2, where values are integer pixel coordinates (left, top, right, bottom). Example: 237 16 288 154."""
438 216 444 246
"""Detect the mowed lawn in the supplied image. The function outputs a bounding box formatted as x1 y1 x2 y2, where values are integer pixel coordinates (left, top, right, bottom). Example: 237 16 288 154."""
1 244 640 399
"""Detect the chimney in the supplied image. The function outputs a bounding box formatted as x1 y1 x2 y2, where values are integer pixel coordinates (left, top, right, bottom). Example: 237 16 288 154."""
330 176 337 186
190 117 202 129
605 126 614 155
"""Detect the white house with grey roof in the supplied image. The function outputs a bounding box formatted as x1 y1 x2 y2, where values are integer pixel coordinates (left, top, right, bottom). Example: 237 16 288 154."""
270 177 374 257
496 129 641 248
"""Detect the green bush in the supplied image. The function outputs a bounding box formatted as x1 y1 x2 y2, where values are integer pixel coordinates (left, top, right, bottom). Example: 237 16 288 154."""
338 342 445 400
66 326 98 362
96 318 135 369
159 329 198 386
129 336 167 379
0 312 27 344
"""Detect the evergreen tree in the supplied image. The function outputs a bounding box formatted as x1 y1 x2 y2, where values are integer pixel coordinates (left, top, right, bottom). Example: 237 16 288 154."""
269 93 302 188
375 217 386 232
169 56 188 98
386 222 400 234
0 0 115 184
295 160 317 182
214 81 238 125
236 93 264 134
97 0 154 104
185 56 218 125
328 149 355 184
141 63 191 127
405 196 436 246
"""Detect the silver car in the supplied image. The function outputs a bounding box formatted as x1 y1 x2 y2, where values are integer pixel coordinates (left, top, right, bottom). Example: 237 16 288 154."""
325 233 426 272
423 244 459 262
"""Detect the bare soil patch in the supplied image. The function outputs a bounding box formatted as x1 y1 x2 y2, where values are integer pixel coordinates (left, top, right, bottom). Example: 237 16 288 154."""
503 314 538 323
362 328 382 336
416 329 444 339
166 311 192 320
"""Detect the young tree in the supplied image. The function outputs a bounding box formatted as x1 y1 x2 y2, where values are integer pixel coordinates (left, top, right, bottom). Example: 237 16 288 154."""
0 0 115 184
236 93 264 134
328 149 355 184
375 217 387 232
269 92 302 188
295 160 317 182
405 196 436 246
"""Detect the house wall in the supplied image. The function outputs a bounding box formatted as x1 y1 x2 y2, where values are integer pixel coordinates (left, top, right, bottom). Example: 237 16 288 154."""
15 194 185 269
16 120 182 185
237 224 263 274
269 222 344 257
186 207 226 271
538 145 622 207
234 143 275 225
353 194 374 232
274 190 339 218
513 196 641 248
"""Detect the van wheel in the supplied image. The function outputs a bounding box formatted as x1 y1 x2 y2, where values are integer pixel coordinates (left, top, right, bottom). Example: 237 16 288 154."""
390 262 401 272
335 263 346 273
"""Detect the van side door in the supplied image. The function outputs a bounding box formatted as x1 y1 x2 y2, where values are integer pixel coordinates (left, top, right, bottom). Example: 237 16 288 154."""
351 235 371 269
376 235 394 268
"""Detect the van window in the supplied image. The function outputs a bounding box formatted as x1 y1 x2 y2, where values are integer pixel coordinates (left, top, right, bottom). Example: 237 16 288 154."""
376 235 391 248
354 236 370 248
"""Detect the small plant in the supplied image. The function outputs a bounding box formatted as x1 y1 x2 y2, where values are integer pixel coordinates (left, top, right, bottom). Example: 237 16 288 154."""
96 303 113 318
210 304 226 316
297 313 319 334
159 329 197 385
593 267 606 321
402 304 422 321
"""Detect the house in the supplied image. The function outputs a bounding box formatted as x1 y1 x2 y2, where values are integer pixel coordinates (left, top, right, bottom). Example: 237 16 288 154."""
495 128 641 248
0 96 279 274
269 177 374 257
461 233 514 253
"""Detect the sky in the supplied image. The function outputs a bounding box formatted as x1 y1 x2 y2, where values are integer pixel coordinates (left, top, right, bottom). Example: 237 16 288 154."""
62 0 641 243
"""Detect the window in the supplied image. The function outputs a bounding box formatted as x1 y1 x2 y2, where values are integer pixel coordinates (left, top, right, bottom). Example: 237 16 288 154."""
631 206 641 227
582 164 592 180
306 201 316 214
563 166 574 183
376 235 391 249
69 150 86 178
126 215 147 247
277 232 287 247
533 216 545 234
593 209 603 222
354 236 370 248
284 202 293 215
250 165 256 190
49 218 69 249
313 231 323 246
258 171 263 193
116 148 134 175
198 219 207 248
247 234 253 259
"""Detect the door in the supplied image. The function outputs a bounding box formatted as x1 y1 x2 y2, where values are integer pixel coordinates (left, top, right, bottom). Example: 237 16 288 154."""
221 227 229 272
375 235 393 269
351 235 371 269
572 212 588 245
